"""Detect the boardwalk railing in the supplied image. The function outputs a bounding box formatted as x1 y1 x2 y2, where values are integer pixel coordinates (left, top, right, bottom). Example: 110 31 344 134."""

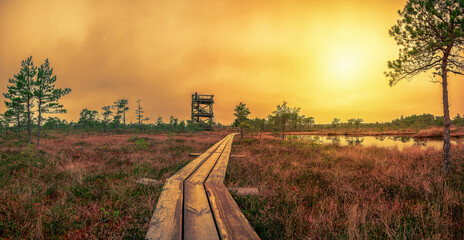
146 134 259 240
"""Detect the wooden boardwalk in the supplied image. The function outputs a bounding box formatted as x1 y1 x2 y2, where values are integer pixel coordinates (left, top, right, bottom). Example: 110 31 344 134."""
146 134 260 240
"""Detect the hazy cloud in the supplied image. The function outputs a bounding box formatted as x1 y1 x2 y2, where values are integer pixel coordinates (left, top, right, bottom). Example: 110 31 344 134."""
1 0 462 123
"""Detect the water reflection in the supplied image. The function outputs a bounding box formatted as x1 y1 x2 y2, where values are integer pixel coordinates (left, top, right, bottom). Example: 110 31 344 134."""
288 135 463 150
345 137 364 146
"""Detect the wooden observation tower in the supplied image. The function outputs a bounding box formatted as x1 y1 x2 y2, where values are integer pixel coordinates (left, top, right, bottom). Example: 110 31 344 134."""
191 92 214 130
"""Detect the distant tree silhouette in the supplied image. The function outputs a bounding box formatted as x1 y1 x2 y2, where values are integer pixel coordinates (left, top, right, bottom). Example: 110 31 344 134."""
156 116 164 130
347 118 364 130
303 116 315 130
250 117 266 140
135 99 149 131
101 105 112 133
78 108 99 132
112 99 129 126
43 117 67 130
268 101 300 139
385 0 464 173
453 114 464 126
331 118 341 129
233 102 251 138
169 116 178 127
121 99 129 125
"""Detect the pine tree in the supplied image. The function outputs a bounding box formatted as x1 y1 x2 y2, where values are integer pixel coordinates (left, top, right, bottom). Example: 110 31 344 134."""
78 108 99 132
268 101 300 140
3 76 25 139
233 102 251 138
385 0 464 173
112 99 129 127
34 59 71 145
1 110 13 137
135 99 149 131
113 99 129 126
18 57 37 145
101 105 112 133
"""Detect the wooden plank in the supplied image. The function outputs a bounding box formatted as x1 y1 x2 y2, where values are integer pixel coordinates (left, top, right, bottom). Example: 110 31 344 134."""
183 183 220 240
173 136 229 181
204 182 260 240
136 178 163 186
206 134 235 183
145 178 183 240
145 135 230 240
186 141 228 184
205 133 260 240
183 135 232 240
228 187 260 196
190 153 244 158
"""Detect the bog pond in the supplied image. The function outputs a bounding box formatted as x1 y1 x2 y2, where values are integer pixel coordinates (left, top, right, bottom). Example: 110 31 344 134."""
287 135 463 150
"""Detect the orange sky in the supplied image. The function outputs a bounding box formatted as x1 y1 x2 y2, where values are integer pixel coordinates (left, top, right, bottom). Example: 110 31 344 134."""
0 0 463 124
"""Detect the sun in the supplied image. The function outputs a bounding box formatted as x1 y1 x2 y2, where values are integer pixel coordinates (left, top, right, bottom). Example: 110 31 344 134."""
334 56 356 77
323 45 363 85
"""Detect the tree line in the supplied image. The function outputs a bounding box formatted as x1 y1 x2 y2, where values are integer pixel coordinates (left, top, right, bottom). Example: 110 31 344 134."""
0 57 210 142
76 100 205 133
232 101 464 140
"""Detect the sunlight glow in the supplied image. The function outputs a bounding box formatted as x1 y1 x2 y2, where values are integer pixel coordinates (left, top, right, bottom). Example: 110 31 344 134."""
1 0 462 123
334 55 356 78
324 46 363 86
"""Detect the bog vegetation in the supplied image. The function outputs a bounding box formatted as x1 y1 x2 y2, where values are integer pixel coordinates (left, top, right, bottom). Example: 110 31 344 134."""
1 0 464 238
0 131 463 239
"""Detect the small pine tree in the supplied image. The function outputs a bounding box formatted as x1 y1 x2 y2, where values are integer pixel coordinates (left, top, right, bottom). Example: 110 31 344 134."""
268 101 300 140
233 102 251 138
1 110 14 137
3 78 26 139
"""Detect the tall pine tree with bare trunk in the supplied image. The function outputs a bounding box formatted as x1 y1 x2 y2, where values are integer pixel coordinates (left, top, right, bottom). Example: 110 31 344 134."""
35 59 71 146
113 99 129 126
135 99 149 131
14 56 37 144
385 0 464 174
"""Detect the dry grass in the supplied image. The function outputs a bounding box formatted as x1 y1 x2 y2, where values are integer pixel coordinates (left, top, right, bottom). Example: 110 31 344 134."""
227 136 464 239
289 126 464 138
0 132 227 239
287 129 417 137
414 126 464 138
1 132 463 239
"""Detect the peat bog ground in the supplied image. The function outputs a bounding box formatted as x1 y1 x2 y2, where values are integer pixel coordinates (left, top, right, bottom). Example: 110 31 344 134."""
0 132 226 239
0 132 463 239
